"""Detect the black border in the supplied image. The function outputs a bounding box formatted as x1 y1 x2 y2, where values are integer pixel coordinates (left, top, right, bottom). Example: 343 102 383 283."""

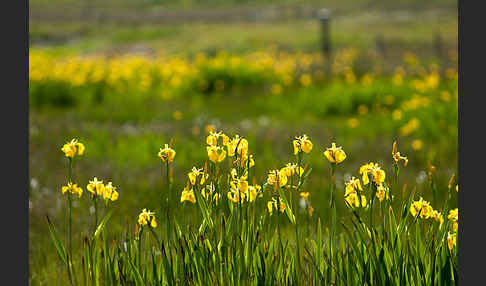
3 0 29 284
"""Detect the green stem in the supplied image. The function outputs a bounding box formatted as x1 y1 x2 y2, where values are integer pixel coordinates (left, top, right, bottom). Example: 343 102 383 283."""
68 158 73 257
166 160 171 248
295 152 303 273
329 163 336 209
138 227 143 268
329 163 336 283
94 196 98 231
277 198 283 261
369 183 375 229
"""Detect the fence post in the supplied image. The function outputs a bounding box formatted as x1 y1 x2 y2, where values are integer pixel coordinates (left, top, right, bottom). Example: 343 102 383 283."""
318 8 331 77
318 8 331 56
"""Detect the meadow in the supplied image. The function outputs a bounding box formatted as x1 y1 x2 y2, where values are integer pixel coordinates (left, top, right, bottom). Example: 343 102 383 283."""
29 2 457 285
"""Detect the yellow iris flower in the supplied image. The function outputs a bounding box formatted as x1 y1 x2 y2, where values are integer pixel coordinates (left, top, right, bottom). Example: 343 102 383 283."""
207 146 227 163
180 186 196 204
431 210 444 224
267 198 286 214
138 208 157 228
293 134 313 155
280 163 304 178
267 169 288 188
360 162 386 185
103 182 119 201
345 193 367 208
206 131 229 146
61 139 85 158
410 197 434 219
188 167 208 186
201 183 220 204
300 192 310 199
61 182 83 198
344 178 366 207
392 141 408 166
323 143 346 164
158 144 176 163
87 177 105 196
447 232 456 250
375 184 389 202
225 135 248 157
344 177 363 196
448 208 458 232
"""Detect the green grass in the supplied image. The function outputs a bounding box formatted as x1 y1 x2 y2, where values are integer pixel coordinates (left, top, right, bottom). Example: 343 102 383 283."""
29 69 457 284
30 9 457 57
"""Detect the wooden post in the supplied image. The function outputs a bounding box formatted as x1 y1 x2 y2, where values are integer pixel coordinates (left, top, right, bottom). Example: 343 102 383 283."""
318 8 331 77
318 8 331 57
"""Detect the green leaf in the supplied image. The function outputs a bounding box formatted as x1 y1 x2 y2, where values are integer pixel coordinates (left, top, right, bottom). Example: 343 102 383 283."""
46 215 67 265
94 210 114 239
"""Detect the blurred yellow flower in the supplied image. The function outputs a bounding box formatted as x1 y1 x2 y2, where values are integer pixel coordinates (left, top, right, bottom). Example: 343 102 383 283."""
431 210 444 224
345 193 367 208
61 139 85 158
173 110 183 120
61 182 83 198
201 183 220 203
267 197 286 214
103 182 119 201
181 186 196 204
357 105 368 116
400 118 420 136
384 95 394 106
226 135 248 157
360 162 385 185
267 169 287 188
392 109 402 121
448 208 458 222
138 208 157 228
300 74 312 86
376 184 389 202
345 177 363 196
447 232 456 250
440 91 451 102
300 192 310 199
87 177 104 196
411 139 423 151
292 134 313 155
280 163 304 178
347 118 360 128
205 124 217 134
188 167 208 186
207 146 226 163
158 144 176 163
207 131 229 147
323 143 347 164
410 197 434 219
361 74 373 86
308 206 315 216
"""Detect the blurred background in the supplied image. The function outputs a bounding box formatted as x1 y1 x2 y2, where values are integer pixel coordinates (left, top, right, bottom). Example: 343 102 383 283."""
29 0 457 283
